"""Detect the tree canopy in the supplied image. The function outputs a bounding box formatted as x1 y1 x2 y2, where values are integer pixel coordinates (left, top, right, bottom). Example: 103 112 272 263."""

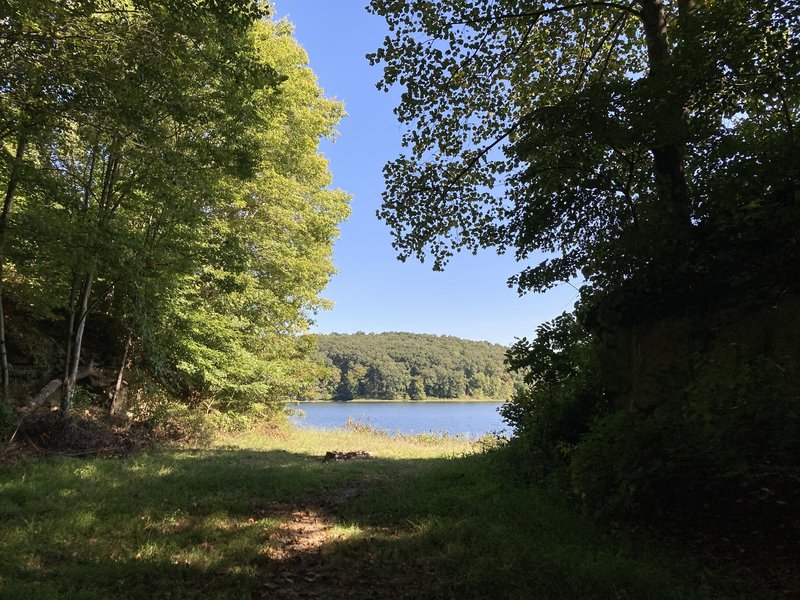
368 0 798 297
0 1 349 423
368 0 800 518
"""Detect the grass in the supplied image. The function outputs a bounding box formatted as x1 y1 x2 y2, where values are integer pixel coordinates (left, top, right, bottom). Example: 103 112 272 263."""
0 423 707 599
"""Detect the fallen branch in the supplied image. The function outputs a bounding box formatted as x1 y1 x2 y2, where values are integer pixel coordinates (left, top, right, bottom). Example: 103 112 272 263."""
8 361 100 444
322 450 373 463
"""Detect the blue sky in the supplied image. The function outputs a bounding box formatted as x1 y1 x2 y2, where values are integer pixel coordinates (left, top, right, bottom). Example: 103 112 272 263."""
274 1 578 346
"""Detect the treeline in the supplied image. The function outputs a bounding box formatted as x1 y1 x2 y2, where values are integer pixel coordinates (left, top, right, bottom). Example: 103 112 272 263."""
0 1 348 430
316 332 521 400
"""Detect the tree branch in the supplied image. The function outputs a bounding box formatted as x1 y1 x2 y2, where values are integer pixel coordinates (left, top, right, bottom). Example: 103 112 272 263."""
571 5 633 94
455 2 642 25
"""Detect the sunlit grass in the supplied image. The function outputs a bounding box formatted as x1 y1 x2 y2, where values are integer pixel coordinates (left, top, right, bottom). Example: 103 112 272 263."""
216 422 474 460
0 423 706 599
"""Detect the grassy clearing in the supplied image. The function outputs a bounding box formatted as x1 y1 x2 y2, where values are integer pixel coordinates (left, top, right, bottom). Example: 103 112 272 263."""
0 424 707 599
219 423 473 460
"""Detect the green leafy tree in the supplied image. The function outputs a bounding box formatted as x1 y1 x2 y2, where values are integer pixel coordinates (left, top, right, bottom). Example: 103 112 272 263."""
367 0 798 294
0 0 102 399
2 3 349 422
408 375 426 400
135 19 349 409
368 0 800 515
12 0 279 415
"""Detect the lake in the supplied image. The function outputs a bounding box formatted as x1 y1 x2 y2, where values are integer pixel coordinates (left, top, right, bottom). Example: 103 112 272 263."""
288 401 511 439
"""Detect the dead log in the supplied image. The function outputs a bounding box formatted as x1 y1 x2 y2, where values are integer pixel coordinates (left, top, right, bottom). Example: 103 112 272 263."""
8 361 101 443
322 450 373 463
29 378 62 410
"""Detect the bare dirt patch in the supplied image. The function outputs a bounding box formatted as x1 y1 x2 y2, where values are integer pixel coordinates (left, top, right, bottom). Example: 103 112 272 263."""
251 480 408 599
251 497 349 599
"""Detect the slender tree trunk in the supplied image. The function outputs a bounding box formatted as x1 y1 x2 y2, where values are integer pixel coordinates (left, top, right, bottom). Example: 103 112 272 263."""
61 271 93 418
638 0 692 231
0 132 28 401
62 272 79 385
110 333 132 414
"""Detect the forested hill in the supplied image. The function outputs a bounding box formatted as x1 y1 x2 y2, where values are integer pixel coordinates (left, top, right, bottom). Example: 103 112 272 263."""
316 332 521 401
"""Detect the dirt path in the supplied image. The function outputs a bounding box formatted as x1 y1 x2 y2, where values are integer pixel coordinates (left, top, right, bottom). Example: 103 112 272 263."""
251 486 383 599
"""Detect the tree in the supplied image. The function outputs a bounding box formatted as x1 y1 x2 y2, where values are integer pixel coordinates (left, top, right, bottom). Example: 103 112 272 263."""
140 19 350 409
368 1 800 514
367 0 798 296
11 0 280 416
0 0 99 400
1 3 349 422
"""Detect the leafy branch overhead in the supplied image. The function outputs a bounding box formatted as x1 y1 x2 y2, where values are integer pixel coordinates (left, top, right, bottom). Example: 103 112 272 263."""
368 0 798 295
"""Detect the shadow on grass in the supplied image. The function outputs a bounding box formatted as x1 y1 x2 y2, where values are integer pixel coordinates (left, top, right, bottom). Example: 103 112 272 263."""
0 445 702 599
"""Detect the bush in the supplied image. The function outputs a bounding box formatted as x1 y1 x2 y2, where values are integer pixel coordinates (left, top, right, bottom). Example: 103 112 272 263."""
570 354 800 518
207 402 284 433
501 313 610 476
503 307 800 524
145 401 215 445
123 373 290 443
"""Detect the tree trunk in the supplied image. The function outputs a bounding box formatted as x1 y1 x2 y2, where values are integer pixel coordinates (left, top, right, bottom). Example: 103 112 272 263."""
638 0 693 231
639 0 670 70
0 132 28 400
61 271 93 419
110 333 132 414
62 272 79 384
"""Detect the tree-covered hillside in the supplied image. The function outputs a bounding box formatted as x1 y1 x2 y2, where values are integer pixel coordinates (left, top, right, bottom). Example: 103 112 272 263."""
316 332 521 401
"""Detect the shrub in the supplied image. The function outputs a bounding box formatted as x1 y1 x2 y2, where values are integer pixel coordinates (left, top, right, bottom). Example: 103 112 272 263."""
570 354 800 518
207 402 284 433
501 313 610 476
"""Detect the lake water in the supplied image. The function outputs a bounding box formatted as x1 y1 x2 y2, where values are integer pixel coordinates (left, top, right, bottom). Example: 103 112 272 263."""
288 401 511 439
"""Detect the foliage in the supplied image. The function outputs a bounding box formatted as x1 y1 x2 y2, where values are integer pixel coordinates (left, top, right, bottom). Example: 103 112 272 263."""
501 313 609 472
0 3 349 418
368 0 799 296
570 353 800 518
368 0 800 526
121 376 216 445
317 332 521 400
